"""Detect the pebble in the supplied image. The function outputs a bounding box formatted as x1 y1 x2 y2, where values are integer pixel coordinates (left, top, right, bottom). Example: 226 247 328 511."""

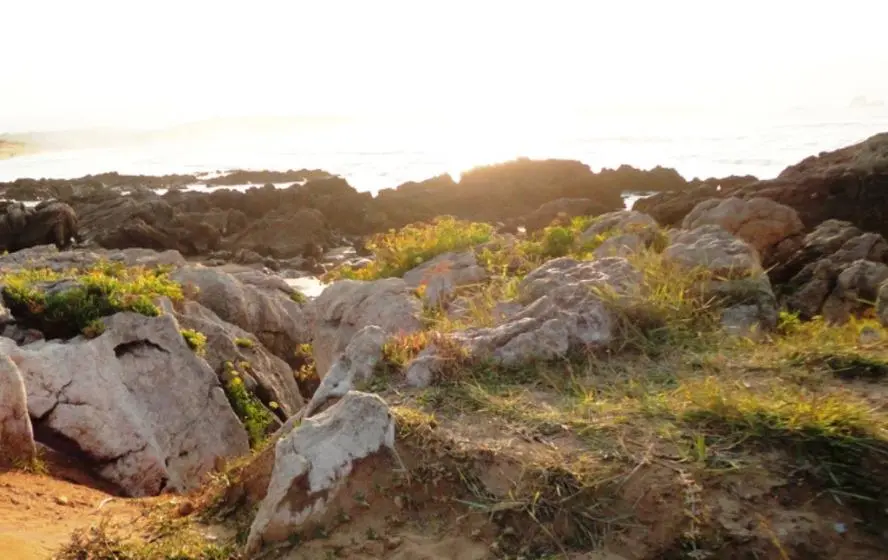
54 495 70 506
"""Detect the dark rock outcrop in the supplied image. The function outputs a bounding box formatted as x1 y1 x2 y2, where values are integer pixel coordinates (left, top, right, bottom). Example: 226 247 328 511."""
0 200 80 252
636 133 888 237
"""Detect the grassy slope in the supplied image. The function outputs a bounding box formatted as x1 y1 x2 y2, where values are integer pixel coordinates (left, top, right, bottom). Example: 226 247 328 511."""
50 218 888 559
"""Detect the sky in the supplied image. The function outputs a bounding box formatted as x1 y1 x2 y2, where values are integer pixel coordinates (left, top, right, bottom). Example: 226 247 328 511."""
2 0 888 132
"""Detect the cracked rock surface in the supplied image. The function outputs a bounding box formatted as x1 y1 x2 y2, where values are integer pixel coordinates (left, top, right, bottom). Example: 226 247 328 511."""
0 312 249 496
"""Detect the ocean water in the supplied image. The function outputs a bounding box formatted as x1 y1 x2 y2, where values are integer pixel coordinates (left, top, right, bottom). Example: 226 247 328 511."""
2 106 887 194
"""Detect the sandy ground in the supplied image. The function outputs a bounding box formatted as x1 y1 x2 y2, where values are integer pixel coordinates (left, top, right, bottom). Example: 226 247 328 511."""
0 448 144 560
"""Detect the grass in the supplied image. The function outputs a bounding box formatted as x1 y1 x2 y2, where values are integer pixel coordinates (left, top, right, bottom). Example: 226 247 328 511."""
325 216 494 281
0 261 183 339
223 361 275 448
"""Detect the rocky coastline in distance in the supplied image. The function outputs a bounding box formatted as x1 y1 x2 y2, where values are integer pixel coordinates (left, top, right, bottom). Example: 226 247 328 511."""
0 133 884 282
0 157 759 272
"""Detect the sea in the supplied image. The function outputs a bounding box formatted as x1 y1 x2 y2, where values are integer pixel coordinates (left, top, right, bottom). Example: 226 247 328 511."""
2 106 887 195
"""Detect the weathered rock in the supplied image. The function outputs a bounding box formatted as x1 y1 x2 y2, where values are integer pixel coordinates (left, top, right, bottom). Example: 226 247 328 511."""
715 275 779 337
310 278 422 377
821 260 888 324
0 245 185 273
245 391 395 554
664 225 761 278
682 197 804 261
876 282 888 327
0 312 249 496
171 266 310 367
164 299 304 416
402 251 488 306
774 220 888 320
519 256 642 303
301 326 387 417
581 210 660 244
579 210 662 258
412 258 642 371
0 355 36 464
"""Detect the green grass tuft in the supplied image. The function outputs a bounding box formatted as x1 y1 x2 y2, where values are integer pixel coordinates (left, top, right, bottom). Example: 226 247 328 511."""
326 216 493 281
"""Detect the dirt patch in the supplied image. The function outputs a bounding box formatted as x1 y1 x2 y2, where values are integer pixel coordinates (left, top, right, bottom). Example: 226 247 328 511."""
0 447 146 560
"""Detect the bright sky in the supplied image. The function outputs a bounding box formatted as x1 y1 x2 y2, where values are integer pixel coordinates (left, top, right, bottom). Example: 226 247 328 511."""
3 0 888 132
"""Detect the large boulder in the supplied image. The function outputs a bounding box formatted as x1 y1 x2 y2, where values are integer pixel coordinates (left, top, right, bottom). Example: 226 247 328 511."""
171 266 310 367
664 226 777 335
165 299 304 416
310 278 422 377
664 225 762 278
245 391 396 554
405 258 642 382
0 312 249 496
681 197 804 262
402 251 489 306
0 355 36 464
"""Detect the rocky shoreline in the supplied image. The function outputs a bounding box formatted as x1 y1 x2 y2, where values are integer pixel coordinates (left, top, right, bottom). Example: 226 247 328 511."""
1 133 888 558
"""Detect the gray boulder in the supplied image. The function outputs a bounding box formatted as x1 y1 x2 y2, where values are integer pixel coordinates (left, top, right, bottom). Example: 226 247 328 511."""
402 251 488 306
245 391 395 554
164 299 304 416
171 266 310 366
309 278 422 377
0 312 249 496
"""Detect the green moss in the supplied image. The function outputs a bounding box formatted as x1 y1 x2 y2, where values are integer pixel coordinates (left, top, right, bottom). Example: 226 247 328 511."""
289 290 307 304
181 329 207 356
0 261 183 339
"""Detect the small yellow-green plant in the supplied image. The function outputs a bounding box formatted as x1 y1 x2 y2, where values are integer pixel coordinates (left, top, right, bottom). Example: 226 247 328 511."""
181 328 207 355
0 262 183 338
234 337 255 349
289 290 307 304
326 217 494 281
223 363 275 448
